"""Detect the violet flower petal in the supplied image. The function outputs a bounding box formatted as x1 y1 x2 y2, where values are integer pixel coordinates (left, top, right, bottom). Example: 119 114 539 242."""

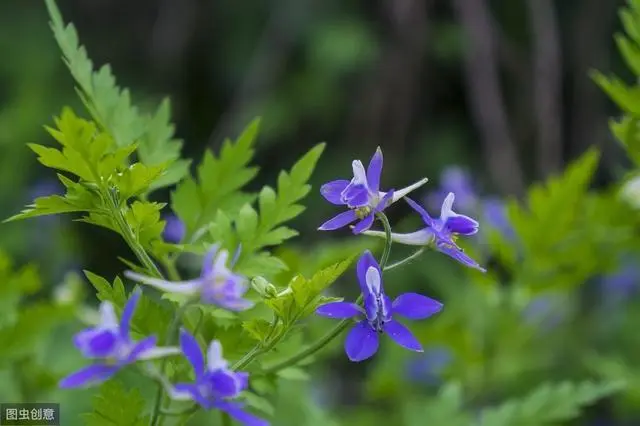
344 320 379 362
445 215 479 235
383 320 423 352
352 214 375 234
180 329 205 378
59 364 118 388
214 400 270 426
200 244 221 278
207 340 228 371
125 335 158 363
366 148 383 192
320 180 350 205
119 289 141 340
405 197 435 227
210 370 240 398
318 210 359 231
392 293 443 320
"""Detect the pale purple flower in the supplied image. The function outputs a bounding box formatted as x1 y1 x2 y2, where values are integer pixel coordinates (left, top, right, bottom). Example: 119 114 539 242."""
165 330 269 426
601 258 640 298
481 197 515 240
363 193 485 271
319 147 428 234
163 214 186 243
425 166 477 213
406 346 452 385
125 245 253 311
59 290 180 388
315 251 442 362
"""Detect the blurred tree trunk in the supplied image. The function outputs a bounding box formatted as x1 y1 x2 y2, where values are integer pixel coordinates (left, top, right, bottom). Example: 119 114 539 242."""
452 0 525 197
526 0 563 179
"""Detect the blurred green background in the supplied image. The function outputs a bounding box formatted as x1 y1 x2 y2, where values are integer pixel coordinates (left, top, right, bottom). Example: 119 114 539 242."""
3 0 640 425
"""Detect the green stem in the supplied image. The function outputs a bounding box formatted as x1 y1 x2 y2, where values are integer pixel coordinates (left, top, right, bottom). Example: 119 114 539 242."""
384 248 425 272
376 212 392 268
150 301 194 426
162 256 181 281
106 190 162 278
263 214 394 374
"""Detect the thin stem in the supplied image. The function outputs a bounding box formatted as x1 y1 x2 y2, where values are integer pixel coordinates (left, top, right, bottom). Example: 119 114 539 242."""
384 248 425 272
150 300 194 426
161 256 181 281
263 214 394 374
106 190 162 278
159 405 199 416
376 212 393 269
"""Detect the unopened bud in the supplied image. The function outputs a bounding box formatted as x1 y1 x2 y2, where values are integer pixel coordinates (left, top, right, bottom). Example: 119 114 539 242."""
251 276 278 299
621 175 640 210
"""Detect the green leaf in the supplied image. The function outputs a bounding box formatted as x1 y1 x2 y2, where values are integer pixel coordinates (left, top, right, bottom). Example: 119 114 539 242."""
277 367 310 381
171 119 261 238
85 271 171 341
478 380 627 426
242 392 275 416
403 382 471 426
44 0 189 192
81 380 149 426
250 143 325 251
504 148 602 292
265 257 353 324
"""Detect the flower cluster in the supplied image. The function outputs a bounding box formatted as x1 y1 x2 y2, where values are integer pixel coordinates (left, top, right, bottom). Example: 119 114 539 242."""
57 147 486 423
315 148 486 360
62 247 267 426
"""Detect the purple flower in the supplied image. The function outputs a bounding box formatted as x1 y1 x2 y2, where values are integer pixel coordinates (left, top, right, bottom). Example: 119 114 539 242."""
319 147 428 234
125 244 253 311
165 330 269 426
425 167 477 213
315 251 443 362
481 197 515 240
163 214 186 243
363 193 485 271
59 290 180 388
406 346 452 385
600 259 640 298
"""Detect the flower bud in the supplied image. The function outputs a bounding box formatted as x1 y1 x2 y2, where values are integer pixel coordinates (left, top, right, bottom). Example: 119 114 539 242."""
250 276 278 299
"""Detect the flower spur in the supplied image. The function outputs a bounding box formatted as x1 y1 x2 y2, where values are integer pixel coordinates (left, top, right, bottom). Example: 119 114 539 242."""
125 244 254 311
364 193 486 271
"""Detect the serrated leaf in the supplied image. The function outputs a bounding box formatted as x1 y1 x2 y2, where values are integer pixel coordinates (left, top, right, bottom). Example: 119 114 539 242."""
45 0 188 192
171 119 261 239
264 256 353 324
403 382 470 426
81 380 149 426
85 271 171 341
478 380 626 426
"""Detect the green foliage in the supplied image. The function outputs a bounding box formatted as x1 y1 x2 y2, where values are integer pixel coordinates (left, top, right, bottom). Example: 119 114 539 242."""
85 271 171 342
264 256 353 325
81 380 149 426
206 142 326 278
478 380 626 426
403 383 471 426
5 109 168 250
44 0 190 191
171 119 261 240
494 148 611 293
593 0 640 165
0 250 74 401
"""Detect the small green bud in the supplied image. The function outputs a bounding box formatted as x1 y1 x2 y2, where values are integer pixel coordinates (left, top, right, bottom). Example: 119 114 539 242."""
251 276 278 299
